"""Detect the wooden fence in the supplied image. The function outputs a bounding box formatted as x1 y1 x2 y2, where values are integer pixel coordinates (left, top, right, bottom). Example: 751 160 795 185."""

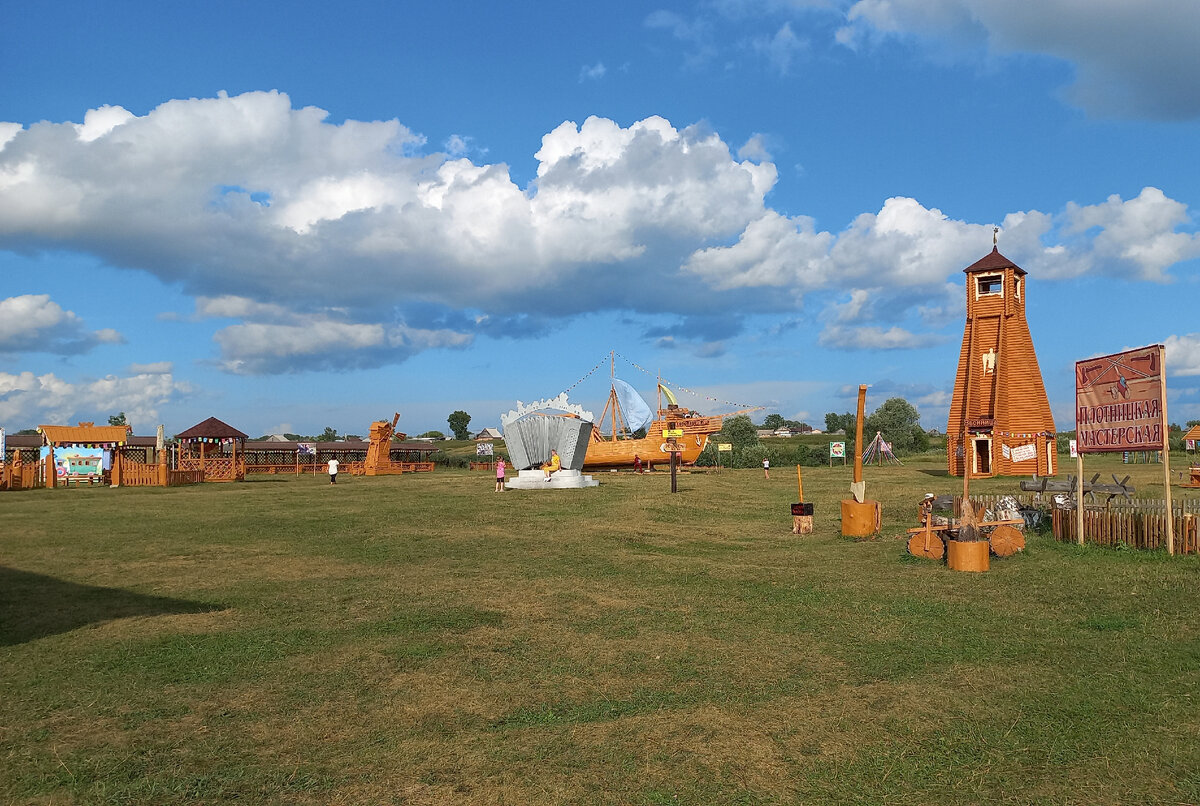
1052 506 1199 554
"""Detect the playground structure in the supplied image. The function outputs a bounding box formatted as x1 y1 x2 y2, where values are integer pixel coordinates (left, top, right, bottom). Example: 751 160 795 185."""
946 242 1056 478
841 385 882 537
861 431 901 466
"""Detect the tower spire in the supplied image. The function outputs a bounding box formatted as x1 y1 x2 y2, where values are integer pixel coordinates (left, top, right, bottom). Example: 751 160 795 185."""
993 226 999 249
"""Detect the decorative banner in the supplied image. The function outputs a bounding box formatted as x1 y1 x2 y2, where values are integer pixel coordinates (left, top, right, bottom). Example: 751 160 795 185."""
1069 439 1078 458
717 443 733 452
1011 443 1037 463
1001 444 1012 459
0 426 5 465
475 442 494 456
1075 345 1164 454
297 442 315 455
829 441 846 458
1188 440 1196 451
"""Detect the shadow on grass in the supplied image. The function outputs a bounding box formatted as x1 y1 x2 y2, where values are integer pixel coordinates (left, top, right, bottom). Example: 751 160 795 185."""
0 566 221 646
919 469 950 477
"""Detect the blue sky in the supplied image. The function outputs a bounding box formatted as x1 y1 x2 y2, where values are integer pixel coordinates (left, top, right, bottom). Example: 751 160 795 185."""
3 0 1200 438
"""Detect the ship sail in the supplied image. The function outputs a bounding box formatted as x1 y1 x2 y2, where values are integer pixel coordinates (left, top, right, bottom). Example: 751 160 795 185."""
612 378 652 433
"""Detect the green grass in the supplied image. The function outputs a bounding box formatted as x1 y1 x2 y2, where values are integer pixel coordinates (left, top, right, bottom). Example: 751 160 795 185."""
2 455 1198 805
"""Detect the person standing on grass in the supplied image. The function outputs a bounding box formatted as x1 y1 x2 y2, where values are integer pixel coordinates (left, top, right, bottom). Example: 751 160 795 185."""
763 457 770 479
634 454 643 474
495 457 506 492
327 456 339 484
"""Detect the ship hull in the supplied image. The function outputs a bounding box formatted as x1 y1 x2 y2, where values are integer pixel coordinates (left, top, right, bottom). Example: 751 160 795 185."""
582 416 720 469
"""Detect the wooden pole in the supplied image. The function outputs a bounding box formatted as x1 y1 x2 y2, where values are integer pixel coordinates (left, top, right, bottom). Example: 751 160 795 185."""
1075 446 1085 546
854 385 866 486
1161 345 1175 555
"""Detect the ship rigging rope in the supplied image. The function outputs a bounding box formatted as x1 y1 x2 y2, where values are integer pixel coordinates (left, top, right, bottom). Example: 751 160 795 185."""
613 352 763 410
556 356 608 397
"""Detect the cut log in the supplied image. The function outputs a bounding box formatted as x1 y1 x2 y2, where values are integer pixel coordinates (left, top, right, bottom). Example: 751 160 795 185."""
907 530 945 560
988 525 1026 557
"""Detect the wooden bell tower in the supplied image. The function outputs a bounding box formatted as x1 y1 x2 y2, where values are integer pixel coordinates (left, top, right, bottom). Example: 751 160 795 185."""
947 239 1056 477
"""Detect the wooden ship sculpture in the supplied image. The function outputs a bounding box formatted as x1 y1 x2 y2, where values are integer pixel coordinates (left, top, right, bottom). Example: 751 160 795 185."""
946 238 1057 477
583 353 758 470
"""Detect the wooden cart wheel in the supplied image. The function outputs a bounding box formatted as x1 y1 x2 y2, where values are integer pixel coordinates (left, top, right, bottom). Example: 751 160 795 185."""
907 530 945 560
989 524 1026 557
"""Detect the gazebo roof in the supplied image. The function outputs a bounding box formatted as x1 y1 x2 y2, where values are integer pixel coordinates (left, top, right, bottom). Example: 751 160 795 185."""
38 424 131 446
963 247 1027 277
1183 425 1200 442
176 417 249 441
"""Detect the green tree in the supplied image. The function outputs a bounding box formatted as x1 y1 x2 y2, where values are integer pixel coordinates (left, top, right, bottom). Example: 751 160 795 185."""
718 414 759 449
447 410 472 440
108 412 127 427
824 412 855 434
419 430 446 439
315 426 339 442
762 413 784 430
864 397 929 454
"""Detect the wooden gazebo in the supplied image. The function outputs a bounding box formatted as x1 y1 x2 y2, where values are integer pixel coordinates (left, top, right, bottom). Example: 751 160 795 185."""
176 417 248 482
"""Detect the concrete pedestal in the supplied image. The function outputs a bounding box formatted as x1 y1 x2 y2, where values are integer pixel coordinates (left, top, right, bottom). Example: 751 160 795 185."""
504 468 599 490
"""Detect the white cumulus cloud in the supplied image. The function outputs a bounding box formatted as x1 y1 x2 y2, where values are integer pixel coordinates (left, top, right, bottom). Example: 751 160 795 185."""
0 294 124 354
2 91 1199 369
0 369 189 428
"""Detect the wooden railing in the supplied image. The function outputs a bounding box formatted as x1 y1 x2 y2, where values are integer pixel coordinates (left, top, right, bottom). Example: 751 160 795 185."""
246 463 323 475
179 456 243 481
168 469 205 486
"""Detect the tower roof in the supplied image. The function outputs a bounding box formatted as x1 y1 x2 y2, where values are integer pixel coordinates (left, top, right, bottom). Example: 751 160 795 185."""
963 247 1027 276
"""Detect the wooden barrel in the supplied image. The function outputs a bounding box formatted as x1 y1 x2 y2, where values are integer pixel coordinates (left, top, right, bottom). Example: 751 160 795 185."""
989 525 1025 557
947 539 989 572
841 499 881 537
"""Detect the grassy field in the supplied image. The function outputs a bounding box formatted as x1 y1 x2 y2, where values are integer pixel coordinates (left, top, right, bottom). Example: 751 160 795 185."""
2 455 1198 805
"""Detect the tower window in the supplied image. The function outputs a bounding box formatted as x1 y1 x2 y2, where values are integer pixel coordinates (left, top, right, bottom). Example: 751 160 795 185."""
976 274 1002 296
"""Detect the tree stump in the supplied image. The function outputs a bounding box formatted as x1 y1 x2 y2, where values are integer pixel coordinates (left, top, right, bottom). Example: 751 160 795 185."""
988 525 1026 557
792 515 814 535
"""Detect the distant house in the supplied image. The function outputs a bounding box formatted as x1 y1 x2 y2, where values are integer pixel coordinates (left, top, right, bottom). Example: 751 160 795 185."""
756 429 774 439
773 428 795 438
474 427 503 441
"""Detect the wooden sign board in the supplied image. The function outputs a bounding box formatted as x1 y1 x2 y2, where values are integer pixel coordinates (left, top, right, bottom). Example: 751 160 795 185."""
1076 345 1164 453
717 443 733 452
662 428 684 438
